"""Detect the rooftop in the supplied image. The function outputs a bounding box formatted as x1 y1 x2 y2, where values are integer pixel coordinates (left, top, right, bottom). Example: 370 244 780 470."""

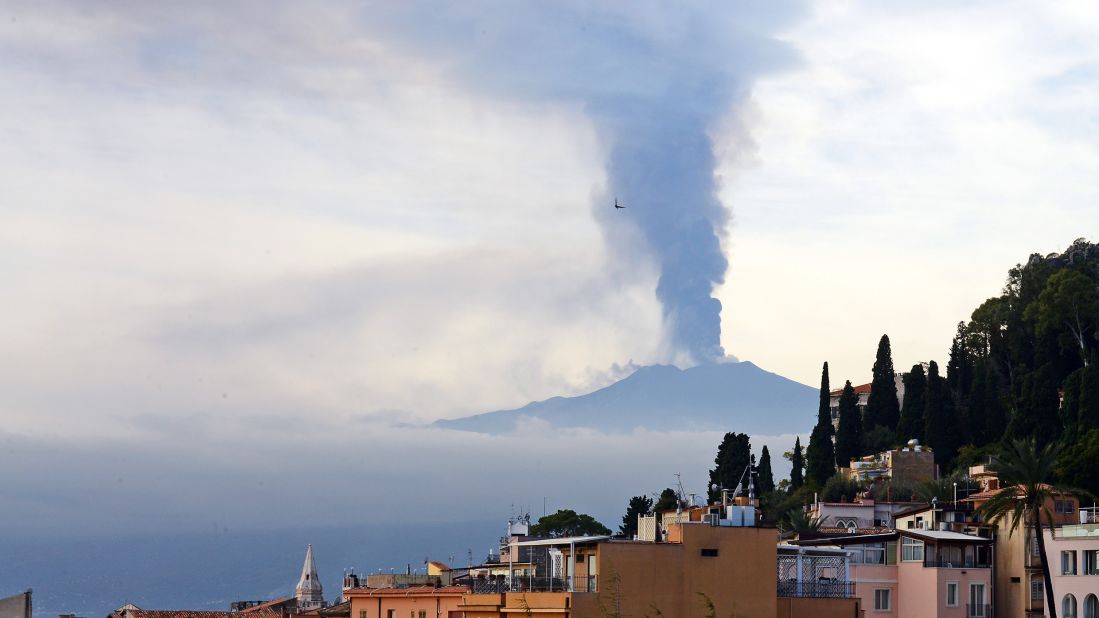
510 535 611 547
344 586 469 597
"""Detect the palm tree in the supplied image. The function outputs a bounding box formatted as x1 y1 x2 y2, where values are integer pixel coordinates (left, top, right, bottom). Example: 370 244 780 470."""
977 439 1080 618
779 508 823 535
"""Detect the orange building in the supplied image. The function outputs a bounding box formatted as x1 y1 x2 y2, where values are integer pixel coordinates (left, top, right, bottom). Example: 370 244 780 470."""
344 586 468 618
459 520 859 618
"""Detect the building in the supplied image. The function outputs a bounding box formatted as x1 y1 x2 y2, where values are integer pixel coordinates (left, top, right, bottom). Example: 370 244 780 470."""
794 527 993 617
1041 506 1099 618
108 607 279 618
964 465 1083 618
344 587 467 618
845 441 936 484
0 590 31 618
455 501 859 618
296 545 326 611
828 373 907 429
808 495 923 531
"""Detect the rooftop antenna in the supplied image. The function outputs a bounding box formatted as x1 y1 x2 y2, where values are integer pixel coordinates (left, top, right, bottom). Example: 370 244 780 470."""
674 473 686 514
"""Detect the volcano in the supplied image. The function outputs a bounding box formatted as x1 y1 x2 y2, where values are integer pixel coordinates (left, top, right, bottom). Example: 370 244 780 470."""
435 360 815 435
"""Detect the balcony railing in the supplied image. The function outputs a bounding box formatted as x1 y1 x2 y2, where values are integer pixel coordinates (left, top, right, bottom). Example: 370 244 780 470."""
967 603 991 617
471 576 597 594
924 556 992 568
777 579 855 598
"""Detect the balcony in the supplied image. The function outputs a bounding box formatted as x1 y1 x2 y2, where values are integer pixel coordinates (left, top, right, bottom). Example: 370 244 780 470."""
470 576 597 594
967 603 992 617
924 555 992 568
777 579 855 598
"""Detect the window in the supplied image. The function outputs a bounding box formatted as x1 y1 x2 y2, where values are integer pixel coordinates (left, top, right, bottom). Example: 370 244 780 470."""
418 611 427 618
901 537 925 562
387 611 395 618
874 588 891 611
1056 499 1076 514
1086 594 1098 618
940 545 963 567
360 612 366 618
700 548 718 557
1032 579 1044 601
969 583 986 617
1084 550 1099 575
946 582 958 607
1064 550 1079 575
1064 594 1078 618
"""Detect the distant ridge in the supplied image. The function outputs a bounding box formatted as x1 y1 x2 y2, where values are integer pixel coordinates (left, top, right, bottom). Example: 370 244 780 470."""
435 360 815 435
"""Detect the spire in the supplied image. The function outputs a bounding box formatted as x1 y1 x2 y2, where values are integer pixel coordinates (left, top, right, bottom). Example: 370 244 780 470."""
295 544 325 610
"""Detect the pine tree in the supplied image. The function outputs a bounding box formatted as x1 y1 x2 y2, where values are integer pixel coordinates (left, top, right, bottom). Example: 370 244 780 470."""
653 488 681 514
757 445 775 494
806 362 836 488
708 432 751 501
835 380 863 467
865 335 901 432
897 363 927 442
789 437 805 491
619 495 653 536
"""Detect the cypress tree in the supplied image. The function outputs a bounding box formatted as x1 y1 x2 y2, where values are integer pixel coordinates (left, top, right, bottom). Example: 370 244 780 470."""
1006 364 1063 447
757 446 775 494
708 432 751 501
866 335 901 432
835 380 863 467
1061 359 1099 440
806 362 836 488
924 361 962 469
897 363 927 442
790 437 805 491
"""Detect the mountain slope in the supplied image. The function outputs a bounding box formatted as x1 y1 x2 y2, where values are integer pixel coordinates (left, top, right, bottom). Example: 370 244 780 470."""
435 361 815 434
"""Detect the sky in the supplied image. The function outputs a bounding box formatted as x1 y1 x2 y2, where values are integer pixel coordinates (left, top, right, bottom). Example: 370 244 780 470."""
2 1 1099 539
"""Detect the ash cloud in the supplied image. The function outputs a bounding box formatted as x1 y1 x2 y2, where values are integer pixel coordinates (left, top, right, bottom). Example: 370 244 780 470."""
371 2 803 363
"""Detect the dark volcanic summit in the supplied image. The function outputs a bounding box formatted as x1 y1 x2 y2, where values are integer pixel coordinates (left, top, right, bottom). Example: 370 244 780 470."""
435 360 815 434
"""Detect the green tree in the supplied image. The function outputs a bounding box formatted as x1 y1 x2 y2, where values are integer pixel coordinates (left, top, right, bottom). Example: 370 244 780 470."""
530 509 612 538
1060 361 1099 440
923 361 961 468
865 334 901 431
820 474 862 503
1006 364 1063 447
834 380 862 468
778 508 823 534
619 495 653 537
788 437 805 491
708 432 751 500
652 488 682 514
978 439 1080 618
806 362 836 488
757 446 775 494
967 360 1006 445
1057 429 1099 500
897 363 927 442
1026 268 1099 366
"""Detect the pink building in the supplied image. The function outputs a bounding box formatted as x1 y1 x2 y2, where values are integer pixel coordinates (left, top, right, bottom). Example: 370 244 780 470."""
1042 507 1099 618
795 528 993 617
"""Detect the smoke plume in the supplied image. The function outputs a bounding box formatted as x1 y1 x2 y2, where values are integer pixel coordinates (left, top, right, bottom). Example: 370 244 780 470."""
375 2 802 363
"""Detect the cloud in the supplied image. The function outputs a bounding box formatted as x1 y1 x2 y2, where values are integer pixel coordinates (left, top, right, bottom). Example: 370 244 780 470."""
0 422 802 536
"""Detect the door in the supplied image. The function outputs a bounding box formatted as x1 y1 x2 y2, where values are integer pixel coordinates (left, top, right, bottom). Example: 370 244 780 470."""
969 583 986 617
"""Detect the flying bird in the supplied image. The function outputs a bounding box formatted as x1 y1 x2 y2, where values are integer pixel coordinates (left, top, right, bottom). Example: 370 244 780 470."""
614 197 625 209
